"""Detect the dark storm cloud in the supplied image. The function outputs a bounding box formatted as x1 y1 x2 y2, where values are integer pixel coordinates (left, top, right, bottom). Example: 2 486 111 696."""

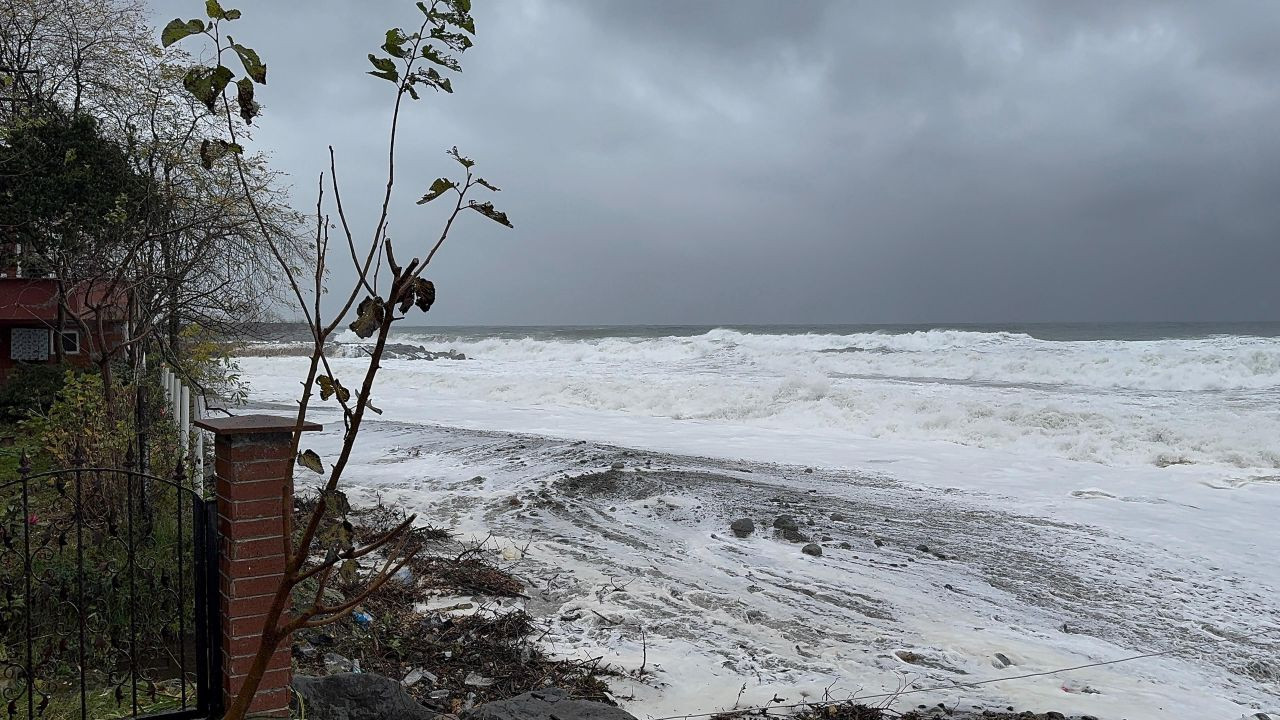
148 1 1280 324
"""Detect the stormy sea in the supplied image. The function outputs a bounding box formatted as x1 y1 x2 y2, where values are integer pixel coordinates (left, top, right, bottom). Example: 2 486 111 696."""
234 323 1280 719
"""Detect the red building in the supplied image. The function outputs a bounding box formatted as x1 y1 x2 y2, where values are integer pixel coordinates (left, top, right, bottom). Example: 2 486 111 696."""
0 270 130 380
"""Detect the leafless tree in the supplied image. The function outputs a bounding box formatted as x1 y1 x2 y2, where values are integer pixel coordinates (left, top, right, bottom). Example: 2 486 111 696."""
1 0 308 399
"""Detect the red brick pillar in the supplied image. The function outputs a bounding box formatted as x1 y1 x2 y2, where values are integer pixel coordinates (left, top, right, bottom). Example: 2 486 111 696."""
195 415 321 717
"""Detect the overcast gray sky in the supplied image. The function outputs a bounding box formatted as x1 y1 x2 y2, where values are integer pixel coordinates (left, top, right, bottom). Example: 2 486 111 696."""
148 1 1280 325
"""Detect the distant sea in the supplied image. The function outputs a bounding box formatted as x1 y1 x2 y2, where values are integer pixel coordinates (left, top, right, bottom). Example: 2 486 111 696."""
389 320 1280 341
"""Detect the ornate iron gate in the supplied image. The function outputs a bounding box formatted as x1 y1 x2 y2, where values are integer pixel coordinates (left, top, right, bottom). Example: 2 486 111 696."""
0 456 221 719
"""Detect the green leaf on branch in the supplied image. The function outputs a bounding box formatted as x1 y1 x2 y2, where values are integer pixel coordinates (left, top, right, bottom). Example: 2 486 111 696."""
228 38 266 83
182 64 234 112
235 78 259 123
453 0 473 13
475 178 500 192
405 68 452 96
348 296 385 338
161 18 205 47
297 449 324 474
326 489 352 516
205 0 240 20
367 54 399 83
452 13 475 34
416 178 455 204
397 278 436 314
318 516 353 551
425 67 452 93
340 559 359 585
383 28 410 58
447 146 473 168
430 26 472 52
422 45 461 71
198 138 243 169
316 376 350 403
468 201 513 228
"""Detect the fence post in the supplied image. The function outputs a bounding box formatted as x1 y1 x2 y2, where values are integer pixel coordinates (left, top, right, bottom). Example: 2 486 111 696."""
170 371 181 426
195 396 206 489
180 385 190 456
194 414 321 718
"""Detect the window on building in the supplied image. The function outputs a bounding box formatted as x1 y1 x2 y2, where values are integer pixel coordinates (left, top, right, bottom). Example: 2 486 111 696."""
10 328 50 361
55 330 81 355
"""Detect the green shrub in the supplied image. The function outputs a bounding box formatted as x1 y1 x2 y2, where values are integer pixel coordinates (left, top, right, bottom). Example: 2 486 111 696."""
1 369 196 707
16 369 183 476
0 363 76 424
20 371 131 468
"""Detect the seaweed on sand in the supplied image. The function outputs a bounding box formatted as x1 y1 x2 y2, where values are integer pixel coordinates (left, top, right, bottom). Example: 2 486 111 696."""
292 498 613 713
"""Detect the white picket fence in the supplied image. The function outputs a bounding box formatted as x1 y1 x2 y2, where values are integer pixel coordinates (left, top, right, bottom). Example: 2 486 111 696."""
159 366 206 493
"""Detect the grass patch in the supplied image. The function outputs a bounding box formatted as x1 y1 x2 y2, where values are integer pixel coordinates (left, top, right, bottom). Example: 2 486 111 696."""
32 686 186 720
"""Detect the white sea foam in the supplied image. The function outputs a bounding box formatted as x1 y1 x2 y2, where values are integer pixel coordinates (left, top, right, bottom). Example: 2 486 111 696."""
237 329 1280 718
407 327 1280 392
242 327 1280 471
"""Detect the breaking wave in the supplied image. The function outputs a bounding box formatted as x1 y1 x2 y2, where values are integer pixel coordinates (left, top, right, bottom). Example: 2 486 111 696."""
241 327 1280 471
374 327 1280 393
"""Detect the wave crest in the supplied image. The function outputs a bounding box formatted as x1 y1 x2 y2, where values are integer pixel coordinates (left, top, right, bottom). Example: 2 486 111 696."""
236 327 1280 471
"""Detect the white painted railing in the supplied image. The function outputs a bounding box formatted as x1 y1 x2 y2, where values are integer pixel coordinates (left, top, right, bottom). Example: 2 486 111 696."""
159 366 205 493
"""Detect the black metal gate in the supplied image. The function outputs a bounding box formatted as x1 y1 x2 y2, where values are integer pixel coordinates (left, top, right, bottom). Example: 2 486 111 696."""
0 456 221 719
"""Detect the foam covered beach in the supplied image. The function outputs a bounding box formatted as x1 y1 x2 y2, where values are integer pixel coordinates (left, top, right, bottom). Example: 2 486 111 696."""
235 324 1280 718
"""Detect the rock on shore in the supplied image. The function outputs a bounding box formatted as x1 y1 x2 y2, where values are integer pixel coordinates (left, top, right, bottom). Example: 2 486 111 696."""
463 688 638 720
292 673 436 720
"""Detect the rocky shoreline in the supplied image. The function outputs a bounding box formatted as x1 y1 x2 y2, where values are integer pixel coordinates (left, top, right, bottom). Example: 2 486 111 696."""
237 340 468 360
287 494 1132 720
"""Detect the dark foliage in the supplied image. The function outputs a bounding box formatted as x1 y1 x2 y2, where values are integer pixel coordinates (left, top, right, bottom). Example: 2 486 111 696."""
0 363 74 423
0 107 152 271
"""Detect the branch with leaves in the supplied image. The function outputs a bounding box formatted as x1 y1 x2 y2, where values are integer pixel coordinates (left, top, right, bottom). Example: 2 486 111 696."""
164 2 510 718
